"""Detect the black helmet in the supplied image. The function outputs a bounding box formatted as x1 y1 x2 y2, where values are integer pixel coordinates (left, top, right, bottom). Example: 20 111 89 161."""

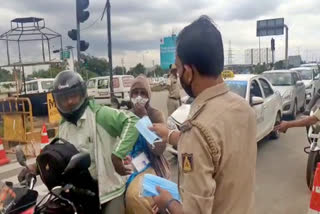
52 70 87 115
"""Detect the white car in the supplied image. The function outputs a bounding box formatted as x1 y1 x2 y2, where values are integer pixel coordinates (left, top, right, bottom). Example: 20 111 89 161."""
87 75 134 108
167 74 283 146
290 67 320 103
263 70 306 119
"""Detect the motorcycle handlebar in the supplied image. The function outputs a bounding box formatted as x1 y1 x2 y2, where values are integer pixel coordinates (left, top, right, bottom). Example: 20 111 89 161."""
71 186 96 197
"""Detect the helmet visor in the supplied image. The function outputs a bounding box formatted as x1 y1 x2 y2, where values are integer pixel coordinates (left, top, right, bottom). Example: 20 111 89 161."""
53 84 86 114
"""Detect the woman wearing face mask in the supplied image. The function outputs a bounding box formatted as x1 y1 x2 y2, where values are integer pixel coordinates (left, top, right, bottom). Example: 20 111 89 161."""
125 75 170 214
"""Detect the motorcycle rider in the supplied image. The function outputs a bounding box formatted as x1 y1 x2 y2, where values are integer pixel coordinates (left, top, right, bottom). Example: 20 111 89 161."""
19 70 139 213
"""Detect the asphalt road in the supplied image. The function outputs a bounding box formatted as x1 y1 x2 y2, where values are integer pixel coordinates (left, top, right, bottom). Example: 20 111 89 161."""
0 90 311 213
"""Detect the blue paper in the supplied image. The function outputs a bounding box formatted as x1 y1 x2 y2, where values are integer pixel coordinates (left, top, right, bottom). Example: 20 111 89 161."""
135 116 162 145
142 174 181 201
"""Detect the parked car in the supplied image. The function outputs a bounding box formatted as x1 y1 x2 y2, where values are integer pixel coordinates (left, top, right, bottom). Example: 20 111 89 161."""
290 67 320 103
87 75 134 108
263 70 306 119
300 63 320 73
167 74 283 146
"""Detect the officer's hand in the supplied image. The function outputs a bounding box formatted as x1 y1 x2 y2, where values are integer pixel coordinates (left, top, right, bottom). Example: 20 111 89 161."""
149 123 169 142
274 121 289 133
153 186 173 211
133 103 148 118
151 204 159 214
111 154 133 176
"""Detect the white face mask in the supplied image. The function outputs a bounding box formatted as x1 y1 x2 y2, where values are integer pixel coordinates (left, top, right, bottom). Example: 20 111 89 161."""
131 96 149 106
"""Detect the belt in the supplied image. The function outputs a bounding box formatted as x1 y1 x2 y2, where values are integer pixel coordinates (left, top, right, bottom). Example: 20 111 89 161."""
169 97 180 100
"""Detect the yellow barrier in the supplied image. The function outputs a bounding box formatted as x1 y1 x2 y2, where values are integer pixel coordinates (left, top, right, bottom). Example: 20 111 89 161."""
0 97 40 145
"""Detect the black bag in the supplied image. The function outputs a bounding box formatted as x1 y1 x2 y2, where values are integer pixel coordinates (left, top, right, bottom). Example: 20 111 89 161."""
36 138 79 190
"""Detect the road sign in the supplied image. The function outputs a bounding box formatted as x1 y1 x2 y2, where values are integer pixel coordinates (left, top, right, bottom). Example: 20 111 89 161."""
47 93 61 124
257 18 284 37
60 50 70 60
160 35 177 70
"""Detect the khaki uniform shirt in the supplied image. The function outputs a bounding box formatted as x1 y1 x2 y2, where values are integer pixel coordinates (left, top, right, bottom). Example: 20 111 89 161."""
167 74 180 99
178 83 257 214
313 108 320 120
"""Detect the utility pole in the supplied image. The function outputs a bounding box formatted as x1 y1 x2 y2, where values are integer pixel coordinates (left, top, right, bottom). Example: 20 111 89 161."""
228 40 233 65
284 25 289 68
121 57 125 74
102 0 114 97
271 38 275 66
259 37 261 64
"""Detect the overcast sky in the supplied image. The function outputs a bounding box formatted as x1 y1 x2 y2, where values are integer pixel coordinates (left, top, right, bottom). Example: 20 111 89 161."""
0 0 319 71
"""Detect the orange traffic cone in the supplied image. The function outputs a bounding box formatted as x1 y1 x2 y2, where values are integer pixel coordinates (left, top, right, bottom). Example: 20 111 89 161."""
0 138 10 166
40 123 49 152
309 162 320 213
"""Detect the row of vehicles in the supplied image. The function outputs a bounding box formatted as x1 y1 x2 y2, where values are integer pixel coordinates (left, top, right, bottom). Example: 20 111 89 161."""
0 75 135 108
168 63 320 145
167 64 320 190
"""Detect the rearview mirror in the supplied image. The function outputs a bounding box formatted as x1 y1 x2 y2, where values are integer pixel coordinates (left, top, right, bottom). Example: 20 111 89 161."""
251 96 264 106
63 153 91 175
296 80 304 86
16 145 27 167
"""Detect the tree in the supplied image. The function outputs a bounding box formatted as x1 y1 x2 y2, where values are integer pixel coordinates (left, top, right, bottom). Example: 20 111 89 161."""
274 60 285 70
82 54 110 76
27 63 67 79
128 63 146 77
253 63 268 74
154 65 166 77
0 69 13 82
113 66 126 75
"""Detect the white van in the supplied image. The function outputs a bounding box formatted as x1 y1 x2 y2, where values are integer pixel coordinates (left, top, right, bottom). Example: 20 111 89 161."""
87 75 134 108
22 78 54 94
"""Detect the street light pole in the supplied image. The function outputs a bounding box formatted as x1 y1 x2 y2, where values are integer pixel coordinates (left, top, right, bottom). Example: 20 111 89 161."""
106 0 114 98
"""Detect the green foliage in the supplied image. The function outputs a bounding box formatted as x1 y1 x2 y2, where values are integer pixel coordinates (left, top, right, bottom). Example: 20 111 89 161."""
113 66 126 75
128 63 146 77
0 69 13 82
83 55 110 76
274 60 285 70
253 63 268 74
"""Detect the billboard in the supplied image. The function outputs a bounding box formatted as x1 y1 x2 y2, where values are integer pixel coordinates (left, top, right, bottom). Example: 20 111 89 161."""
160 35 177 70
257 18 284 37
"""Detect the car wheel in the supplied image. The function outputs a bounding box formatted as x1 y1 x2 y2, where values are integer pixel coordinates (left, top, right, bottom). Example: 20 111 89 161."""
270 113 281 139
300 96 307 113
291 101 297 120
111 97 120 109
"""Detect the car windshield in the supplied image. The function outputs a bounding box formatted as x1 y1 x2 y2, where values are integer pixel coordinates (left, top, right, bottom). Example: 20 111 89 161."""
263 73 293 86
87 80 96 89
41 81 53 90
225 80 247 98
297 70 312 80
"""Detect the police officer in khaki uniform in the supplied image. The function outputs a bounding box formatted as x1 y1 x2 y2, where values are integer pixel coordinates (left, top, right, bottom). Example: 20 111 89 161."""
150 16 257 214
167 64 181 116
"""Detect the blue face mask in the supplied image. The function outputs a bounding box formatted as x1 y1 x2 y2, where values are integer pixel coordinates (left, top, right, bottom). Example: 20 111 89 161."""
141 174 181 201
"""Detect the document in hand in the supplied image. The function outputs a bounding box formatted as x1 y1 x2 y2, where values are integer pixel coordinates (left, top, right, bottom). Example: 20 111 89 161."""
135 116 162 145
141 174 181 201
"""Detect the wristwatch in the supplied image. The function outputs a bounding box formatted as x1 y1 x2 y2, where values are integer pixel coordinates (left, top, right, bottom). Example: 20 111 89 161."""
165 198 181 212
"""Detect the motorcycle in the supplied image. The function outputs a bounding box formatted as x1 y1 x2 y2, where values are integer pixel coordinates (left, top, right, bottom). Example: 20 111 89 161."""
305 97 320 190
1 146 99 214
